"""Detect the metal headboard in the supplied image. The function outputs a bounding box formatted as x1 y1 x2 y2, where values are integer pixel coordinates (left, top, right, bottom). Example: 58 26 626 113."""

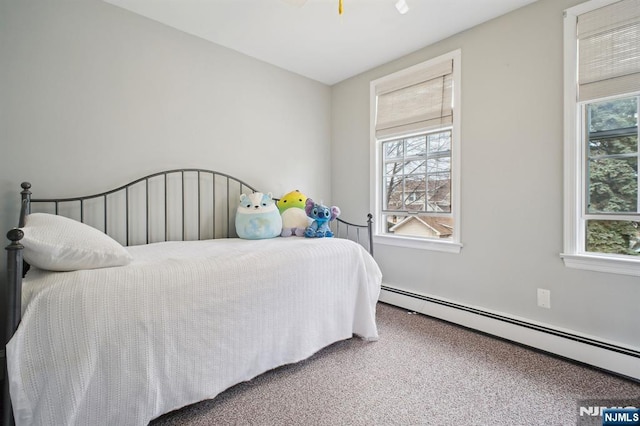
19 169 259 246
15 168 373 253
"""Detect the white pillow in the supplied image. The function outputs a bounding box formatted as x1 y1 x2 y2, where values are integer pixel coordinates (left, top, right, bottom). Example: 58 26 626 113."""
21 213 133 272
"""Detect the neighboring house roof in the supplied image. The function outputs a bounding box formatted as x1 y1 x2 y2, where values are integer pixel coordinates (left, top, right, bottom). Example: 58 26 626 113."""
389 215 453 238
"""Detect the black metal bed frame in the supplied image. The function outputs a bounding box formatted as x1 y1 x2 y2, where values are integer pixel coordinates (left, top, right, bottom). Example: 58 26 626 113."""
2 168 373 426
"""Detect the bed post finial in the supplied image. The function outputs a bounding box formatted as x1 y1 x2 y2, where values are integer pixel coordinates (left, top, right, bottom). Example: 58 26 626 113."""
21 182 32 202
6 228 24 244
21 182 32 206
366 213 374 257
18 182 32 228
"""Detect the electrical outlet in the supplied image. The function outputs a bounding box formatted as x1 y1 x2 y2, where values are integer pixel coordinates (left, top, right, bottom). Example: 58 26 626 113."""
537 288 551 309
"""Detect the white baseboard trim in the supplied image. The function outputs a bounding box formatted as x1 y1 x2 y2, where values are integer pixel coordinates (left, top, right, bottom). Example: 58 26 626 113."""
379 284 640 381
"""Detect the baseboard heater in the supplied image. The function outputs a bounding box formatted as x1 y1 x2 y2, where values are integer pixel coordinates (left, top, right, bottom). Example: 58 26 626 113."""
380 284 640 381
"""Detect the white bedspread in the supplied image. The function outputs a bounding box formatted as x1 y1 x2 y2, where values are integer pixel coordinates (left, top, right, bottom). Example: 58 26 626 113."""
7 237 381 426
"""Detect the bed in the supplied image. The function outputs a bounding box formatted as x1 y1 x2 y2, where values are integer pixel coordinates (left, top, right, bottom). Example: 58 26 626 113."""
2 169 381 426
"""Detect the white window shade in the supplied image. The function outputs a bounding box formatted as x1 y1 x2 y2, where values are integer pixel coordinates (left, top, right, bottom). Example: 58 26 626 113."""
375 60 453 139
578 0 640 101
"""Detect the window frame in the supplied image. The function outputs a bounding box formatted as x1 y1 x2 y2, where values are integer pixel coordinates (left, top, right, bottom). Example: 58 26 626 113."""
562 0 640 276
370 49 462 253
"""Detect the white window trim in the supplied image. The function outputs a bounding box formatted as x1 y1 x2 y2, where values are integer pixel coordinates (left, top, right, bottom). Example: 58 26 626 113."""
562 0 640 277
370 49 462 253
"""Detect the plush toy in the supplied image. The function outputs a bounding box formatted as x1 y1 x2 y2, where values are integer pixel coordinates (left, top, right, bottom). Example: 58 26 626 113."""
277 189 311 237
304 198 340 238
235 192 282 240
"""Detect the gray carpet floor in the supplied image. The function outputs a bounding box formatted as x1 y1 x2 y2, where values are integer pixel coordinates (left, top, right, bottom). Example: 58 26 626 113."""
150 302 640 425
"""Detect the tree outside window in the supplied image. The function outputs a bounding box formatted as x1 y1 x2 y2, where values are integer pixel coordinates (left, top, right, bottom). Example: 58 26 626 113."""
382 130 453 239
585 96 640 255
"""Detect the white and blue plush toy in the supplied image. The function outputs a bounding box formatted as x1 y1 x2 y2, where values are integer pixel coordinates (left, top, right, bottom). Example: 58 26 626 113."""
304 198 340 238
235 192 282 240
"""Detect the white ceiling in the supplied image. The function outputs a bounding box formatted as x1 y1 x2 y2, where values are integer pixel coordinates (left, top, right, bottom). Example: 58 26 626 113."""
104 0 539 85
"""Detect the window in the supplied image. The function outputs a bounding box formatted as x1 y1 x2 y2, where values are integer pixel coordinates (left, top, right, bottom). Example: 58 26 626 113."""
563 0 640 276
370 50 461 253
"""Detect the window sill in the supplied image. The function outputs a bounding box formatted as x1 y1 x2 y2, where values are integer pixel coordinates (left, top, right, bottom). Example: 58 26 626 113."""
560 253 640 277
374 234 462 253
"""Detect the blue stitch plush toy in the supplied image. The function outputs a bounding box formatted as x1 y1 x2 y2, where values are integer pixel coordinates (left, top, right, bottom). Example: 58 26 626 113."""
235 192 282 240
304 198 340 238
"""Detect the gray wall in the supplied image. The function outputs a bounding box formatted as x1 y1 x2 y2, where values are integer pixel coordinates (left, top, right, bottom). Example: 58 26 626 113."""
331 0 640 349
0 0 331 339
